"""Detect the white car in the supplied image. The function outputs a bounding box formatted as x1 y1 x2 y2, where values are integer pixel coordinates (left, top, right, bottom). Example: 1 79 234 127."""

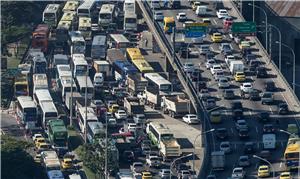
206 59 217 69
131 162 144 174
183 62 195 73
176 12 187 22
214 70 225 81
94 73 104 87
231 167 245 179
128 123 138 133
225 55 236 66
146 155 161 167
210 64 222 75
32 133 43 142
154 11 164 21
240 82 253 93
220 141 231 154
114 109 127 120
182 114 200 124
216 9 229 19
218 77 230 88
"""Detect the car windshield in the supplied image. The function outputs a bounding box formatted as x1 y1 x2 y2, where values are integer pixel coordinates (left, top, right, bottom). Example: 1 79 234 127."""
263 93 272 98
244 84 252 88
214 66 221 70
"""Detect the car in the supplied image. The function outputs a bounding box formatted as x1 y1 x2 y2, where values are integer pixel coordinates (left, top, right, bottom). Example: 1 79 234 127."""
183 62 195 73
214 70 225 81
278 102 289 115
134 173 142 179
210 64 222 75
36 142 51 153
280 172 291 179
240 82 253 93
216 128 228 140
211 33 223 42
33 133 43 142
220 43 232 56
192 1 201 11
202 18 211 24
159 169 171 178
142 146 151 156
206 175 216 179
257 165 270 177
248 89 261 101
131 162 144 174
154 11 164 21
128 123 139 133
146 155 161 167
239 41 251 50
208 27 220 35
94 73 104 87
199 44 211 55
196 5 208 16
238 155 250 167
225 55 236 66
198 80 207 90
223 89 235 99
261 92 274 105
190 68 202 81
205 98 216 110
91 23 100 32
244 54 256 64
234 72 246 82
177 170 191 179
220 141 231 154
115 109 127 120
179 47 191 58
258 150 271 161
182 114 200 124
141 140 151 148
107 118 117 127
123 150 135 162
35 137 46 147
263 124 275 133
231 101 243 110
142 171 152 179
61 156 74 170
199 88 210 100
206 59 217 69
231 167 245 179
175 163 190 174
210 110 222 123
218 77 230 88
257 111 270 123
223 16 233 24
235 120 248 131
176 12 187 22
265 80 276 92
216 9 229 19
244 142 255 154
238 128 249 138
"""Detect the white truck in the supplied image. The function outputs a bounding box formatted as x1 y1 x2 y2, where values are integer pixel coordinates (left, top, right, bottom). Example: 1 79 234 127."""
263 134 276 149
65 92 83 111
161 93 190 117
211 151 225 170
41 150 61 171
33 74 48 94
229 60 244 75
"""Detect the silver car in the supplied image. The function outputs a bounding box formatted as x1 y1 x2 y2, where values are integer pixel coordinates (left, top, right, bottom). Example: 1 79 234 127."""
220 141 231 154
159 169 171 178
238 155 250 167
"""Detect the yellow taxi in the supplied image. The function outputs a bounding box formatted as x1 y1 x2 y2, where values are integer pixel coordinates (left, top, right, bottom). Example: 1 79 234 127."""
36 142 51 153
234 72 246 82
192 1 201 11
280 172 291 179
239 41 251 50
35 137 46 148
210 111 222 123
108 104 119 113
258 165 270 177
142 171 152 179
61 157 73 170
211 33 223 43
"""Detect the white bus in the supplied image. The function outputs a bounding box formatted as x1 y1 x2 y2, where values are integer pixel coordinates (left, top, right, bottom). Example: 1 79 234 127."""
72 54 88 77
16 96 38 130
52 54 69 68
63 0 79 12
144 73 172 93
32 74 48 94
34 89 53 105
56 65 72 81
69 31 86 55
98 4 116 27
40 101 58 129
91 35 107 59
124 0 135 13
108 34 131 52
75 75 94 100
58 76 77 101
78 17 92 41
124 12 137 32
87 121 104 143
77 0 96 17
77 107 98 133
43 4 61 27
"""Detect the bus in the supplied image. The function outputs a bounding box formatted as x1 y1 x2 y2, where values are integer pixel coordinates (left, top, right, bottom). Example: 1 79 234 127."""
27 50 47 74
91 35 107 59
113 60 138 81
75 76 94 100
52 54 69 68
32 24 49 53
109 34 131 52
124 0 135 13
77 0 96 17
40 100 58 129
32 74 48 94
34 89 53 105
48 119 68 153
77 107 98 133
87 121 104 143
63 0 79 12
163 17 175 33
14 74 29 97
56 65 72 80
56 21 72 48
284 137 300 170
98 4 116 27
144 73 172 93
126 48 144 61
78 17 92 41
124 12 137 32
58 76 77 101
69 31 86 55
16 96 38 130
72 54 88 77
131 60 154 73
42 4 61 27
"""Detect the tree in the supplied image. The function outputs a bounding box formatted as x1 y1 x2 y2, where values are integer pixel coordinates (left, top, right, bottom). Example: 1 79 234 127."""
1 135 45 179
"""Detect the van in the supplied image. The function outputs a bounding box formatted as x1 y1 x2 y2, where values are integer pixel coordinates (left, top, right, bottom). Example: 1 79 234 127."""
210 111 222 123
196 6 208 16
198 44 210 55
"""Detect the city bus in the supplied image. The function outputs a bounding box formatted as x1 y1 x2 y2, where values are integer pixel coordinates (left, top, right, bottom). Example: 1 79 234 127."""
69 31 86 55
124 12 137 32
48 119 68 154
87 121 104 143
34 89 53 105
131 59 154 73
91 35 107 59
126 48 144 61
56 65 72 80
56 20 72 47
27 50 47 74
124 0 135 13
144 73 172 93
61 11 76 23
108 34 131 52
284 137 300 170
40 100 58 129
58 76 77 101
77 0 96 17
75 75 94 100
77 107 98 133
98 4 116 27
78 17 92 41
32 74 48 94
14 74 29 97
52 54 69 68
42 4 61 27
72 54 88 77
16 96 38 130
163 17 175 33
113 60 138 81
63 0 79 12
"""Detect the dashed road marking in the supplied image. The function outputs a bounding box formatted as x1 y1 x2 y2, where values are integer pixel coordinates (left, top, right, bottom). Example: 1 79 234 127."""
279 162 283 168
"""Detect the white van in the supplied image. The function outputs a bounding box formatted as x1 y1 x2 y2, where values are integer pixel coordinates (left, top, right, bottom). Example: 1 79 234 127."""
263 134 276 149
196 6 208 16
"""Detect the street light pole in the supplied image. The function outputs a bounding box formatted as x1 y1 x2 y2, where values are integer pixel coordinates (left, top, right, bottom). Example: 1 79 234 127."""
276 41 296 91
253 155 275 178
170 153 193 179
266 24 281 71
192 129 215 175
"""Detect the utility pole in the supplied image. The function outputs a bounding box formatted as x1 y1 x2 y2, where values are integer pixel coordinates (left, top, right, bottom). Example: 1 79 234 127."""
69 57 74 127
269 26 272 62
105 112 108 179
172 26 176 66
84 71 88 143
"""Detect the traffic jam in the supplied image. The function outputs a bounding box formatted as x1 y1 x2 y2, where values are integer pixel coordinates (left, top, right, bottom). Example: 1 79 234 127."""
10 0 299 179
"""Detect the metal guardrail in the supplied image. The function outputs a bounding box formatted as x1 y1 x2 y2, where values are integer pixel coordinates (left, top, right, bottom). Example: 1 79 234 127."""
139 2 212 178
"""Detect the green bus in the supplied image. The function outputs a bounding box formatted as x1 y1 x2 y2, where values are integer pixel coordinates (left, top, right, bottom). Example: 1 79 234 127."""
48 119 68 155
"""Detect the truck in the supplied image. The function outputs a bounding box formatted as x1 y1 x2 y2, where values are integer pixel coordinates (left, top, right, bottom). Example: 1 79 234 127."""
161 94 190 117
263 134 276 149
124 97 144 116
127 73 148 95
229 60 244 75
93 60 112 80
106 48 126 65
41 150 61 171
138 87 167 109
211 151 225 170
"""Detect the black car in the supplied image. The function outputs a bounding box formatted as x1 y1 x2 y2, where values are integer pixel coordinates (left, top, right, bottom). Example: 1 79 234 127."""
191 69 202 81
239 128 249 138
198 81 207 90
206 51 215 60
216 128 228 140
256 67 268 78
123 150 135 162
278 102 289 115
244 142 255 154
223 89 235 99
179 48 191 58
263 124 275 133
231 101 243 110
208 27 220 35
244 54 256 64
248 89 260 101
242 48 252 58
175 163 190 174
233 109 243 121
265 80 276 92
257 111 270 123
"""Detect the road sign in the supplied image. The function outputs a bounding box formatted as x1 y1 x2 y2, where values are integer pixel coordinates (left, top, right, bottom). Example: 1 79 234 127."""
232 22 256 34
185 31 205 38
184 22 207 38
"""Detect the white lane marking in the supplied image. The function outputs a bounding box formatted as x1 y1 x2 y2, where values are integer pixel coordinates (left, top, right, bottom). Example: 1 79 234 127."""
279 162 283 168
212 19 217 25
255 127 258 133
269 107 274 115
